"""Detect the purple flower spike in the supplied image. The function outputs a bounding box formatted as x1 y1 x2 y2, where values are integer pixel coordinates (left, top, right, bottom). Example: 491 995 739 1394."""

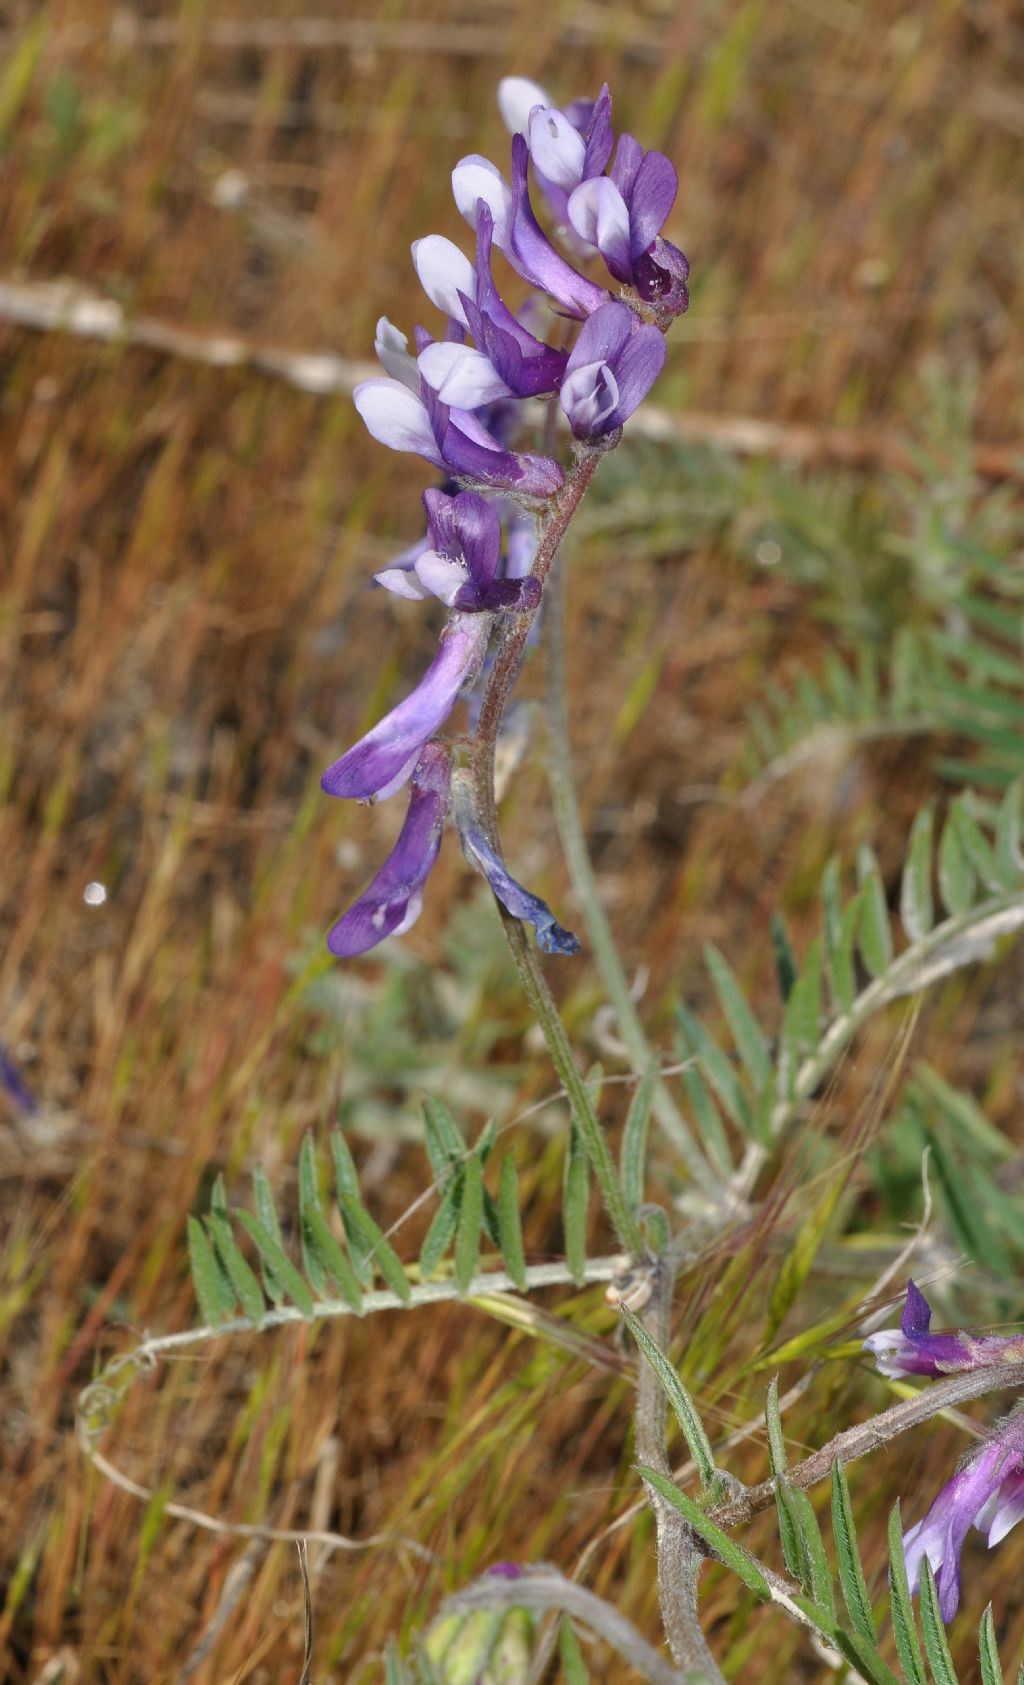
327 745 452 957
560 300 666 440
322 614 491 801
453 773 580 955
864 1281 1024 1379
902 1411 1024 1621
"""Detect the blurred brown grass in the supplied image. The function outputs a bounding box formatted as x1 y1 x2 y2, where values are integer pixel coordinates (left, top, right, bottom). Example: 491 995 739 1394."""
2 1 1023 1680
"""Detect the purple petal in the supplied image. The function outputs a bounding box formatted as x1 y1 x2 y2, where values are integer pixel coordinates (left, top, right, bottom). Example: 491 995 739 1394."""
453 491 502 593
902 1280 933 1338
610 132 643 200
565 299 634 369
903 1439 1014 1620
605 323 665 424
582 85 614 178
628 149 678 258
508 134 608 319
634 237 690 311
322 615 491 800
566 177 632 283
506 507 539 579
327 744 451 957
431 398 563 497
560 359 619 440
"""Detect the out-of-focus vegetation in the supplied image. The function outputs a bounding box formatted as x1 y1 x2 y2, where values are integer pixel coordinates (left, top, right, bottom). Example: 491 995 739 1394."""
2 3 1023 1681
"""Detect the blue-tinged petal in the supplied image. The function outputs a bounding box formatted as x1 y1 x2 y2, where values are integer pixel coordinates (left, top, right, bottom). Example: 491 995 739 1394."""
322 615 491 800
605 323 665 423
610 132 643 199
453 775 580 955
560 358 620 439
327 744 451 956
374 317 420 390
582 85 614 178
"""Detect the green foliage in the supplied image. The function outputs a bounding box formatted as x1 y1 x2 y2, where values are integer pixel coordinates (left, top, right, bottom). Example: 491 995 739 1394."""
676 781 1024 1169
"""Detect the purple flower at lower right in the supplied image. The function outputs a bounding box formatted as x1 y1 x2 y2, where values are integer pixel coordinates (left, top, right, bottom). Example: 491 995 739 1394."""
900 1411 1024 1621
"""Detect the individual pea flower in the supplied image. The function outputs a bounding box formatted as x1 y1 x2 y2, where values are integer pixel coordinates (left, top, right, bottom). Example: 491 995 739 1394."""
415 205 570 406
901 1409 1024 1621
559 299 666 440
326 743 451 957
321 612 492 802
864 1281 1024 1379
452 770 580 955
374 488 541 614
354 319 563 498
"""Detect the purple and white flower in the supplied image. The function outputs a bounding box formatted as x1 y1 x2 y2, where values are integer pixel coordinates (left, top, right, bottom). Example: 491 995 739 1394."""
327 745 452 957
901 1411 1024 1621
322 614 492 802
375 489 541 614
559 300 666 440
566 129 690 313
865 1282 1024 1380
354 319 563 498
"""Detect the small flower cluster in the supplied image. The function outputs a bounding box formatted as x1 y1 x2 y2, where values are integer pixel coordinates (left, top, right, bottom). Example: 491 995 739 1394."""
865 1281 1024 1619
323 78 689 956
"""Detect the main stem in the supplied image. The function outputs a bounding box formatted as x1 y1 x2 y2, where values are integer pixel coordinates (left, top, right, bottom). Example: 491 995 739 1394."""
472 446 643 1258
543 554 720 1200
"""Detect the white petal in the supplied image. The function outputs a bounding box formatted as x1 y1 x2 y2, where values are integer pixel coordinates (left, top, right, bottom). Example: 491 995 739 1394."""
391 890 424 938
415 551 470 606
528 107 586 192
452 154 512 248
498 76 549 136
353 379 440 461
411 236 475 327
418 342 513 408
374 566 432 601
979 1489 1024 1547
567 177 630 260
374 317 419 390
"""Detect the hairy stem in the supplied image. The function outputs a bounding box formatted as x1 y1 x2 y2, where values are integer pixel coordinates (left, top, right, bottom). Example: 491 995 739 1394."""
711 1359 1024 1528
544 551 720 1198
635 1263 728 1681
500 908 643 1255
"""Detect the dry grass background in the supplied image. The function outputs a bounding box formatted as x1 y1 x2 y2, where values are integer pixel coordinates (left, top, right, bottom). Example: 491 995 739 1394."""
2 1 1023 1681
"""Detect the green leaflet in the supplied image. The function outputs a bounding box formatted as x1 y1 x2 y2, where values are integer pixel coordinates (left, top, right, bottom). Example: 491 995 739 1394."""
622 1309 718 1493
619 1058 658 1212
857 844 894 977
900 805 935 941
704 944 771 1087
337 1194 412 1305
454 1152 483 1294
831 1460 875 1646
978 1605 1005 1685
187 1215 235 1325
207 1209 265 1323
636 1467 771 1598
234 1209 316 1317
562 1119 589 1287
887 1502 927 1685
919 1559 958 1685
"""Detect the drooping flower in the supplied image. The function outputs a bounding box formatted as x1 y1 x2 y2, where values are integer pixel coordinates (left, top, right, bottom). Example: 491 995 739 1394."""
452 772 580 955
900 1410 1024 1621
374 489 541 614
559 299 666 440
321 614 492 801
864 1282 1024 1380
327 745 452 956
